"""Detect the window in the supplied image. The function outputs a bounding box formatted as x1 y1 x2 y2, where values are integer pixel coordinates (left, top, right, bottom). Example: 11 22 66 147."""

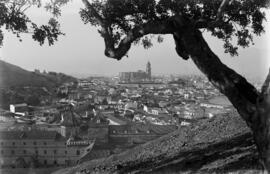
23 142 26 145
33 142 37 145
43 142 47 145
11 150 15 154
54 160 58 165
65 150 67 155
35 150 38 154
12 142 15 146
23 150 26 154
0 142 2 146
1 150 3 154
54 150 57 154
44 150 47 154
76 150 80 156
44 160 47 165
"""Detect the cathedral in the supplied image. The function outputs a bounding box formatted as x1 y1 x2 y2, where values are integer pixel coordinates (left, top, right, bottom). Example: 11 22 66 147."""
119 62 152 82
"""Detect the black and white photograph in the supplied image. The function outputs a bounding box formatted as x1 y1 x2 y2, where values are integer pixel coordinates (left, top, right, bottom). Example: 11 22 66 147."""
0 0 270 173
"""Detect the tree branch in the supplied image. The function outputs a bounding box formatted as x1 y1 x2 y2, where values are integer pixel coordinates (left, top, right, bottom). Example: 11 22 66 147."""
82 1 192 60
103 15 192 60
195 0 233 29
171 20 259 127
261 68 270 96
103 20 176 60
81 0 104 26
216 0 232 20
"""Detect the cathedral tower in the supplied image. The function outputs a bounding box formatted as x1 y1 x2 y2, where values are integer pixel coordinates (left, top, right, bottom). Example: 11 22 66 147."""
146 61 151 79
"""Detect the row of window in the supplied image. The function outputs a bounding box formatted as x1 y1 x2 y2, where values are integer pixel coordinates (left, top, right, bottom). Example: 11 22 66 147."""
42 159 79 166
1 141 46 146
0 141 66 146
111 130 150 134
43 159 58 165
0 149 80 155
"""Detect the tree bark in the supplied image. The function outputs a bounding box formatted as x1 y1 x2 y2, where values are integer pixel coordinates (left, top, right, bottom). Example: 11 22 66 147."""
172 25 270 172
254 69 270 172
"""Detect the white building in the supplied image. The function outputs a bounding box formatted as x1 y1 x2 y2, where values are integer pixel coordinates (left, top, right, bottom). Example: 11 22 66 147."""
9 103 28 116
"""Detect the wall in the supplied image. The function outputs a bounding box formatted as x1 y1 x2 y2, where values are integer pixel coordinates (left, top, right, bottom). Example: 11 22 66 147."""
87 125 108 144
0 139 84 167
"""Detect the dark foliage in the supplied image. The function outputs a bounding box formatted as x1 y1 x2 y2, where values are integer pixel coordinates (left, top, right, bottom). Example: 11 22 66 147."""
1 0 268 56
0 0 67 46
80 0 269 56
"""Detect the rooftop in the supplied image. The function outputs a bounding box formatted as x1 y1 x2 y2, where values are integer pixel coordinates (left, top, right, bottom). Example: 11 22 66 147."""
10 103 28 107
0 130 61 140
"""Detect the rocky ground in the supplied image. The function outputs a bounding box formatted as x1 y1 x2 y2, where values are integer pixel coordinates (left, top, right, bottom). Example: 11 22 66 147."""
54 113 262 174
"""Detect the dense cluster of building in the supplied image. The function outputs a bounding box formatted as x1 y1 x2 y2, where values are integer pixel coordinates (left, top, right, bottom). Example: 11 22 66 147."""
0 63 235 170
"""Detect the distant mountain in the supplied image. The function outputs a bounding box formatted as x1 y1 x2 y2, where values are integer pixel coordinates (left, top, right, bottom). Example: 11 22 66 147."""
0 60 76 89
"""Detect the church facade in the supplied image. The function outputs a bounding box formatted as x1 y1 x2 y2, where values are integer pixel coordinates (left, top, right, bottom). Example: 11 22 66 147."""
119 62 152 82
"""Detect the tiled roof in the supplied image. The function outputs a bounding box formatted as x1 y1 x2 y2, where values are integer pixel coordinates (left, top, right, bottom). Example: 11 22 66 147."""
10 103 27 107
0 130 60 140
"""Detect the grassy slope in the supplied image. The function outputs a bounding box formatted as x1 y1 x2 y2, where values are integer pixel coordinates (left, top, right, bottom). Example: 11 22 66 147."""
55 113 261 174
0 60 76 89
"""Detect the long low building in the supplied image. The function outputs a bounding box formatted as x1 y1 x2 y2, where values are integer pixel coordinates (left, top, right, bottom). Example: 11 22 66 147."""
0 130 93 168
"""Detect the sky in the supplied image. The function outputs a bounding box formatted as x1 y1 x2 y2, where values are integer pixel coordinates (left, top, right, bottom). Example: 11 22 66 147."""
0 1 270 81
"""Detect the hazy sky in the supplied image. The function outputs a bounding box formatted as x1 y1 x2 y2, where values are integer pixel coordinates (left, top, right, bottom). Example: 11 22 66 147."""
0 1 269 80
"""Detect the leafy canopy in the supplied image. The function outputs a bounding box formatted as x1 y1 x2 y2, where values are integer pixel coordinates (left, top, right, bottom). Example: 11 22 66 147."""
80 0 269 56
0 0 269 57
0 0 69 47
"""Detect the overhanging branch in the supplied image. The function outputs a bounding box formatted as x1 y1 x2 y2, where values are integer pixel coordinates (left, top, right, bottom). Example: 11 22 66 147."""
171 25 259 126
261 68 270 96
81 0 104 26
216 0 232 20
82 0 185 60
103 20 175 60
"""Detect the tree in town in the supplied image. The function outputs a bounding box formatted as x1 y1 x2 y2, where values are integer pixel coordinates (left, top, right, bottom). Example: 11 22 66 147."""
1 0 270 171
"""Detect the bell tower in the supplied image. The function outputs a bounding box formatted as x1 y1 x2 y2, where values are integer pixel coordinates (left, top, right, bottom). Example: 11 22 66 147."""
146 61 151 79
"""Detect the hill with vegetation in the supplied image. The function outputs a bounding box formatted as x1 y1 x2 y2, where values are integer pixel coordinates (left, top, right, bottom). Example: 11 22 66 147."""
0 60 76 89
0 60 76 109
54 112 261 174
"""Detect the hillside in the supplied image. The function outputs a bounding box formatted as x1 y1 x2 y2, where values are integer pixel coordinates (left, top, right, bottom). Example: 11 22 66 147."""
54 113 261 174
0 60 77 109
0 60 76 89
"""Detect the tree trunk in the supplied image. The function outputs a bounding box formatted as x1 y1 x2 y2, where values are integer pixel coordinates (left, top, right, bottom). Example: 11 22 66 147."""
172 27 270 172
253 92 270 172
